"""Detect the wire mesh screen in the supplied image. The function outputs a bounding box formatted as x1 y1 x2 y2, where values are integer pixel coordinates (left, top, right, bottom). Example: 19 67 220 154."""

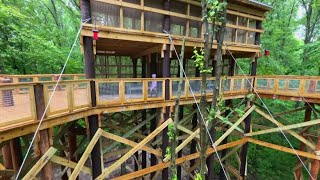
189 80 201 96
222 79 231 92
47 84 69 114
305 80 320 94
207 80 215 93
95 55 142 78
0 86 34 124
237 30 246 44
125 82 143 100
144 0 163 9
124 7 141 30
145 12 164 33
233 79 243 91
147 81 163 99
225 27 236 42
98 82 120 103
73 83 90 108
247 32 256 44
171 80 186 97
92 1 120 27
39 76 53 81
256 79 274 91
189 20 201 38
123 0 140 4
171 1 187 14
171 17 186 36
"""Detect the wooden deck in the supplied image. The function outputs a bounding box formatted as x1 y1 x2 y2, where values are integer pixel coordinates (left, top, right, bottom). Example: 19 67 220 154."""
0 75 319 142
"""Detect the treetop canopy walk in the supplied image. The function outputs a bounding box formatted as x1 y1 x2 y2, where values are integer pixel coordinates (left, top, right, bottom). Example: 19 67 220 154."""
1 0 320 179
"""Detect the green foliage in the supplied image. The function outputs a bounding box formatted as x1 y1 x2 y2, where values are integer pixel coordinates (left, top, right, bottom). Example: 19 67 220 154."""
0 0 83 74
167 123 176 141
164 147 171 159
207 0 227 25
192 48 213 74
195 173 203 180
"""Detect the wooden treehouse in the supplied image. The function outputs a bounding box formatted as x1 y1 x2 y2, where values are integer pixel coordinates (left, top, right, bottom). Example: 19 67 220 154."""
0 0 319 179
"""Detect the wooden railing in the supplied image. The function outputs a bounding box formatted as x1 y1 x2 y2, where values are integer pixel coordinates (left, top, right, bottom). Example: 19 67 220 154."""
0 74 85 84
255 76 320 99
90 0 263 46
0 76 319 129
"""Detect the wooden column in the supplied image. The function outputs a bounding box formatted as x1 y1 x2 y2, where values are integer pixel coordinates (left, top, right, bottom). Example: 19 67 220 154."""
34 84 53 179
190 67 200 178
10 138 23 173
240 21 261 179
132 58 140 171
150 53 158 178
2 143 13 169
81 0 102 178
141 56 147 170
162 1 171 179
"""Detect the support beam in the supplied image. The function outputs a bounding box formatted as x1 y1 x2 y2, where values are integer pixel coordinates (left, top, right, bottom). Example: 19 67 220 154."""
22 147 57 180
113 138 248 180
50 155 92 175
96 119 173 179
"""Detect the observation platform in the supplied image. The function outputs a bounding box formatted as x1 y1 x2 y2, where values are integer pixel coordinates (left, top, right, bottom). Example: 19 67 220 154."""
80 0 271 58
0 74 319 142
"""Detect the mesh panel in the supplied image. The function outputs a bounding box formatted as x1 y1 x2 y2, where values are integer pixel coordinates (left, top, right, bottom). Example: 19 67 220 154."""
305 80 320 93
47 84 68 113
190 5 201 17
189 80 201 95
145 12 163 33
0 86 33 123
171 17 186 36
145 0 163 9
233 79 243 91
172 80 186 97
147 81 163 99
170 1 187 14
124 7 141 30
73 83 90 108
92 1 120 27
189 20 201 38
98 82 120 102
225 27 236 42
237 30 246 43
227 14 237 25
247 32 256 44
125 82 143 100
123 0 140 4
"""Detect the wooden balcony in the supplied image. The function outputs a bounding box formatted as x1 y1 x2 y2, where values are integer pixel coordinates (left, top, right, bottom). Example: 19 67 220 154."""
0 75 319 142
80 0 271 58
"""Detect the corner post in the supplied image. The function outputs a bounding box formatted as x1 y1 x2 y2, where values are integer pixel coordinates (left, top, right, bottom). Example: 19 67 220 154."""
81 0 102 178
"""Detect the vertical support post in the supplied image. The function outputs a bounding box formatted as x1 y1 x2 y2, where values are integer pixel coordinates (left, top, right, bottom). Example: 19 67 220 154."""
81 0 102 178
141 56 147 169
68 123 78 163
162 1 171 178
2 143 13 169
240 20 261 179
150 53 158 178
132 58 140 171
10 138 23 173
34 84 53 180
190 66 200 176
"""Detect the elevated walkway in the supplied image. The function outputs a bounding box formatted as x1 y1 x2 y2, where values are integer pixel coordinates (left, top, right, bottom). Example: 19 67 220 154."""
0 75 319 142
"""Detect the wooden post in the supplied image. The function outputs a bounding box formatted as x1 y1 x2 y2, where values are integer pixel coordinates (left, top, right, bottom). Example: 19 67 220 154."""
141 56 147 170
2 143 13 169
162 0 171 179
68 123 78 163
295 103 313 179
150 53 158 178
190 67 200 178
132 58 140 171
10 138 23 174
240 20 261 178
34 84 53 179
81 0 102 178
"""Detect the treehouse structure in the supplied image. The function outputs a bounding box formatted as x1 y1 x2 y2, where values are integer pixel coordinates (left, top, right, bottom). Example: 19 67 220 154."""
0 0 320 179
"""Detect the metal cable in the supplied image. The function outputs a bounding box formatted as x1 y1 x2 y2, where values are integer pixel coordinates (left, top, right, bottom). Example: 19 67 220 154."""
15 18 91 180
164 30 229 179
224 43 315 180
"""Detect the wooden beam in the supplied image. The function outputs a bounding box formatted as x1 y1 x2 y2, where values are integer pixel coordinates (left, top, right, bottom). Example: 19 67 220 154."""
246 119 320 136
112 138 248 180
22 147 57 180
254 108 316 150
96 118 173 179
50 155 92 175
69 128 103 179
214 105 255 147
100 131 162 157
247 138 320 160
